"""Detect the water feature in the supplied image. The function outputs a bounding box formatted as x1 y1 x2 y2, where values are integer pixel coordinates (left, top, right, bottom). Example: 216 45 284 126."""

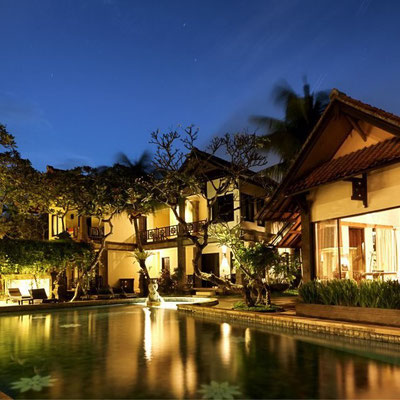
1 305 400 399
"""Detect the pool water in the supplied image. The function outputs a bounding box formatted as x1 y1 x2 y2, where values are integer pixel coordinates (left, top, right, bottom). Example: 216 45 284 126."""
1 305 400 399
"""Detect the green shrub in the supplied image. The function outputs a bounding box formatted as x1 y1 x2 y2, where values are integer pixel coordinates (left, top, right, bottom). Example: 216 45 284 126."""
298 280 321 304
299 279 400 309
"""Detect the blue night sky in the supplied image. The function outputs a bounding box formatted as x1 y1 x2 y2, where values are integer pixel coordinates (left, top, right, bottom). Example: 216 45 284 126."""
1 0 400 170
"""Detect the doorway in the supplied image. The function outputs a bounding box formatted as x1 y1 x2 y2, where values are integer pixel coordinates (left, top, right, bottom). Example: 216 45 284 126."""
201 253 219 287
161 257 170 273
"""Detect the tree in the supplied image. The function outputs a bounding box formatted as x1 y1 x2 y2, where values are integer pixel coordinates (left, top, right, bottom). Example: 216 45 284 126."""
250 81 329 181
0 238 94 280
45 165 129 300
142 126 272 302
0 124 48 239
210 224 296 306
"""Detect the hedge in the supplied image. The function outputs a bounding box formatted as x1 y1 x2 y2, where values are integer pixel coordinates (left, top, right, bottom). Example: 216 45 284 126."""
299 279 400 310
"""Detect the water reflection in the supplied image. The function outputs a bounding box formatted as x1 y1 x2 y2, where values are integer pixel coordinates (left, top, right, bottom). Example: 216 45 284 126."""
1 306 400 398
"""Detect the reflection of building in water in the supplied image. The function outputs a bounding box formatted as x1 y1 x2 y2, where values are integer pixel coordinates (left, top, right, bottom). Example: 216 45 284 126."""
137 308 198 399
317 350 400 399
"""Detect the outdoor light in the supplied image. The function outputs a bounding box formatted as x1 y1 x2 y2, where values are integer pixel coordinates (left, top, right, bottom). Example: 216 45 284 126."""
221 245 227 255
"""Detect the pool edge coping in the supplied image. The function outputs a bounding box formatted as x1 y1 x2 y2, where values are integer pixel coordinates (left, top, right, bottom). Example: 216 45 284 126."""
177 304 400 344
0 297 218 315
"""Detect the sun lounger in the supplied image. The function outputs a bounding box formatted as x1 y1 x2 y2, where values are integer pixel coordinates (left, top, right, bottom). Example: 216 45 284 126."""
6 288 33 305
29 288 58 303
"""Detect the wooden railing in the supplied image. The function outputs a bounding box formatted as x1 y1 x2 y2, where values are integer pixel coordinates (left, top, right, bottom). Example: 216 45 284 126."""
141 220 207 243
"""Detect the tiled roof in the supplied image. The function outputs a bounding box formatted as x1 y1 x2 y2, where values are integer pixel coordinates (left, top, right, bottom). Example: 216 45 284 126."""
288 137 400 193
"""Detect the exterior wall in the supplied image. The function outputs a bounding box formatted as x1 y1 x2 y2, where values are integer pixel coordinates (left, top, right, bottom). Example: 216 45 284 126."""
149 247 178 276
147 207 170 230
309 163 400 222
107 250 141 291
105 212 134 244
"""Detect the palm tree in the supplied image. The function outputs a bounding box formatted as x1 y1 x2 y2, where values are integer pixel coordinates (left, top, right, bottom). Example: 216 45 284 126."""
251 80 329 181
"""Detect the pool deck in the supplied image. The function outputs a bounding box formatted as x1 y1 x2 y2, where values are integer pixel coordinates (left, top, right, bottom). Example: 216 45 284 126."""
178 295 400 345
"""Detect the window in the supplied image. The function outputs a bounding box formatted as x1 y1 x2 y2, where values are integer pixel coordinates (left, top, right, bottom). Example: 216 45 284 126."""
212 194 234 222
240 193 254 222
256 198 265 226
52 215 64 236
315 219 339 280
315 208 400 281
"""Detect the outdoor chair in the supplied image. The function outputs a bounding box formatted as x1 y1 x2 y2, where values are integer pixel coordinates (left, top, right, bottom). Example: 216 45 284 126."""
6 288 33 305
29 288 58 303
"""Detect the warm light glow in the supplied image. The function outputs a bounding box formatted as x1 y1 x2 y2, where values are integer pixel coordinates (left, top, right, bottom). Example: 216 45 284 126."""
5 276 51 296
221 322 231 337
221 245 227 254
341 255 350 267
245 328 251 354
143 308 152 361
220 257 230 278
220 322 231 365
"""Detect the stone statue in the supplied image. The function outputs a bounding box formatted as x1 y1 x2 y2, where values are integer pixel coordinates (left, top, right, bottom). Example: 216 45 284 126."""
145 279 164 306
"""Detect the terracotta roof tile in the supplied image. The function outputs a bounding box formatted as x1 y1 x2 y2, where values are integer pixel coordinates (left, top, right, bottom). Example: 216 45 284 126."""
287 137 400 193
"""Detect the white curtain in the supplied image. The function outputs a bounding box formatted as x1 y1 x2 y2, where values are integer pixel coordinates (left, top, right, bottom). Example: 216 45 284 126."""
316 220 338 279
376 228 397 272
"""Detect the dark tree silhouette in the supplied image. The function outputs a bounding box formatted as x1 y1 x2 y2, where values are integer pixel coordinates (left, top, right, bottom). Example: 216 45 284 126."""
251 80 329 181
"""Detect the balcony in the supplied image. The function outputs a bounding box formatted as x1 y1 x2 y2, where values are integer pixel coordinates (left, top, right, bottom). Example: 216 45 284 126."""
141 220 206 243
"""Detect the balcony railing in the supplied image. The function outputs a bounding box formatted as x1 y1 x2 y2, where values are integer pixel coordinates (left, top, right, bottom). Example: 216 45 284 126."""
141 220 206 243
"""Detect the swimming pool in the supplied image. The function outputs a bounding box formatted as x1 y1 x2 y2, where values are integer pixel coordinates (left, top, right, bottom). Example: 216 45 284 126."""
1 304 400 399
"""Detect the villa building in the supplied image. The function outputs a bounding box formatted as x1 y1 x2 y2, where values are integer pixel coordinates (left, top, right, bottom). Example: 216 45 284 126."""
48 150 272 292
259 89 400 283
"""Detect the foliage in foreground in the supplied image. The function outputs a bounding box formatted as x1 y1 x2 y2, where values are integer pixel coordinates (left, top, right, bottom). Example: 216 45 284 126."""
299 279 400 309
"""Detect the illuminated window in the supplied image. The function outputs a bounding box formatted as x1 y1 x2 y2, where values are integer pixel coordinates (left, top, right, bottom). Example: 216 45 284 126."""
315 219 339 280
52 215 64 236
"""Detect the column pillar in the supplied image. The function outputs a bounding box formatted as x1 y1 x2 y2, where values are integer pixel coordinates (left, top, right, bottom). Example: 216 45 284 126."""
177 198 187 282
298 196 315 283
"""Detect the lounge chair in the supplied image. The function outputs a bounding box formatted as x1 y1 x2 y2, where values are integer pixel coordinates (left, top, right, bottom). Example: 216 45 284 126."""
29 288 58 303
6 288 33 305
